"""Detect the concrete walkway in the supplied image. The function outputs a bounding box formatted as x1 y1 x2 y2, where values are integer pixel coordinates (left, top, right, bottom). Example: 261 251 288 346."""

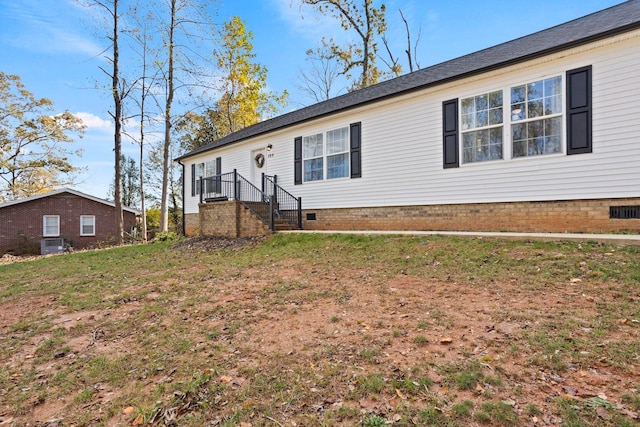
281 229 640 246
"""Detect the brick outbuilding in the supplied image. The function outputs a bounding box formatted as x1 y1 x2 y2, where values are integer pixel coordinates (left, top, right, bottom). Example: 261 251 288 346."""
0 189 139 255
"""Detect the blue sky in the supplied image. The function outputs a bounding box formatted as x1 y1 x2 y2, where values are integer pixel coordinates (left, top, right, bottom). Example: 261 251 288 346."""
0 0 623 201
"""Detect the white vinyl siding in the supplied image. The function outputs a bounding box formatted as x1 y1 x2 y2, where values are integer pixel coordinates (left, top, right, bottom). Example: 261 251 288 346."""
183 31 640 214
43 215 60 237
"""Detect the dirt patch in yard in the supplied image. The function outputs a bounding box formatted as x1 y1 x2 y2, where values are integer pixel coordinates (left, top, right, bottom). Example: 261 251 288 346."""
0 235 638 426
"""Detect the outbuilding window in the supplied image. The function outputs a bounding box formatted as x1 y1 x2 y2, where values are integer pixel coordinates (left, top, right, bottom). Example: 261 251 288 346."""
43 215 60 237
80 215 95 236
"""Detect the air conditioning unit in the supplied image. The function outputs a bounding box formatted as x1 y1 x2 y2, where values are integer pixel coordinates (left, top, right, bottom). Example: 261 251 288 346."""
41 238 65 255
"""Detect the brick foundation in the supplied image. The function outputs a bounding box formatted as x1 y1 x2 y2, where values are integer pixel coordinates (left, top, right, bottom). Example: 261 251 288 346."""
184 213 200 236
188 198 640 237
198 201 270 238
300 198 640 233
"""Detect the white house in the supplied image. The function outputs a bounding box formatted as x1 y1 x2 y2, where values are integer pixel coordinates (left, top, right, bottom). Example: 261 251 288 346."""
176 0 640 236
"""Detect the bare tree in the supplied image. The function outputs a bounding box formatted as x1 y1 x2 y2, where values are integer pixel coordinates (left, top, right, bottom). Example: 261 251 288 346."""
126 9 158 243
380 33 401 77
399 9 421 73
296 43 344 104
159 0 177 233
87 0 131 245
156 0 217 233
301 0 400 90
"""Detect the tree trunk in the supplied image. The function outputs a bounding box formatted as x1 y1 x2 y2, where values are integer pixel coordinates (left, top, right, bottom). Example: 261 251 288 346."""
160 0 176 233
112 0 124 245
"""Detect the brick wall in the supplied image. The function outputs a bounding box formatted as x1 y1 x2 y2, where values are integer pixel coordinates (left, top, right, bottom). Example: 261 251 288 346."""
199 201 269 238
300 198 640 233
184 213 200 236
0 193 138 255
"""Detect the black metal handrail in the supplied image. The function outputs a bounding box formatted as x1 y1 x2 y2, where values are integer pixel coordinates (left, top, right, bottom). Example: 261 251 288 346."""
199 170 302 231
263 174 302 230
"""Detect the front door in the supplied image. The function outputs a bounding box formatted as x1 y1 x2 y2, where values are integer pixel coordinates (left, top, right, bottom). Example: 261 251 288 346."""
251 148 266 187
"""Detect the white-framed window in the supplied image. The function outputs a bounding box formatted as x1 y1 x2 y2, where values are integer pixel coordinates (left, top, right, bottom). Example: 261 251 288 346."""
204 160 216 193
510 76 563 158
453 75 564 165
461 90 504 163
194 162 205 194
303 133 324 181
326 127 349 179
444 66 590 168
80 215 95 236
303 126 350 182
43 215 60 237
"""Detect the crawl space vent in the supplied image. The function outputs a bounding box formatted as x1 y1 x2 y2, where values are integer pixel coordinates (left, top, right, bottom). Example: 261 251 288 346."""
609 205 640 219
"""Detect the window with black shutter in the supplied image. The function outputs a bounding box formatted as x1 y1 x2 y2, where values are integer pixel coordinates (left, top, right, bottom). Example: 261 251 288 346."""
294 136 303 185
566 65 592 154
295 123 362 184
350 122 362 178
442 99 459 168
190 163 196 197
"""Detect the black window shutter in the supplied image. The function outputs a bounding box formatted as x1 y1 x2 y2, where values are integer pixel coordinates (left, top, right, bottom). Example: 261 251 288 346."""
215 157 222 193
442 99 459 168
294 136 303 185
191 163 196 197
350 122 362 178
566 65 592 155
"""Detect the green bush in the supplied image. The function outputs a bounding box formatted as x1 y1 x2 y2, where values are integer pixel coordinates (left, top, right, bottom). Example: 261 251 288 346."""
154 230 180 243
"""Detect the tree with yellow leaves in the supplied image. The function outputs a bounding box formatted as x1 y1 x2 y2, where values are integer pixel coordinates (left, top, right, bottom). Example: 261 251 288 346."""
0 72 85 202
180 17 288 151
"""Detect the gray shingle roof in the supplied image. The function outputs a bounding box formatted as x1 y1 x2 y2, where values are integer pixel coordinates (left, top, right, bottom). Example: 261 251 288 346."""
0 188 141 214
176 0 640 162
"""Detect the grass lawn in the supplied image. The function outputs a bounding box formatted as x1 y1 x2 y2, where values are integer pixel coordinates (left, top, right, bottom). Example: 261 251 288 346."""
0 233 639 426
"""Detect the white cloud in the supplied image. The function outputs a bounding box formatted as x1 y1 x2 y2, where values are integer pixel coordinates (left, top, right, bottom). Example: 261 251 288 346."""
75 112 113 131
1 0 103 57
269 0 351 44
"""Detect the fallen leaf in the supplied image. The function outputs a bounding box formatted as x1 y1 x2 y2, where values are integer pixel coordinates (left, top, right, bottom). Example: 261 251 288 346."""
395 388 405 399
220 375 233 383
131 414 143 425
122 406 135 415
